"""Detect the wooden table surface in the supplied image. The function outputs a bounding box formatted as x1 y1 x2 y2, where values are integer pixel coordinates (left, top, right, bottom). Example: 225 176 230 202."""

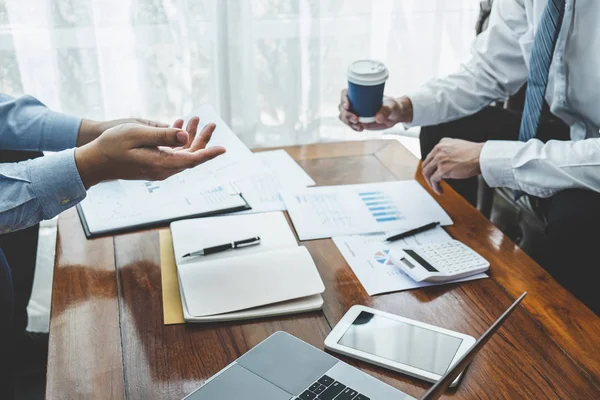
47 140 600 399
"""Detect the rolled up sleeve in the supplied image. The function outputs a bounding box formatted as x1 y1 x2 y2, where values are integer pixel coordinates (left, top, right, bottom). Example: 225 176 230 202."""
0 149 86 232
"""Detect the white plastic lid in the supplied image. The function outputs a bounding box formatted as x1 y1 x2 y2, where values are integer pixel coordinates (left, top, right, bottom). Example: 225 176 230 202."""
347 60 389 86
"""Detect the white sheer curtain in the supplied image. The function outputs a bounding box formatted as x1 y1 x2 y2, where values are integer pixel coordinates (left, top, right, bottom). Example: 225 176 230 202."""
0 0 479 148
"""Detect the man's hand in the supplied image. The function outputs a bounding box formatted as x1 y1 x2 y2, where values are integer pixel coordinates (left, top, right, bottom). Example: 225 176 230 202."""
74 121 226 189
338 89 413 131
76 118 170 147
166 116 204 150
422 138 485 195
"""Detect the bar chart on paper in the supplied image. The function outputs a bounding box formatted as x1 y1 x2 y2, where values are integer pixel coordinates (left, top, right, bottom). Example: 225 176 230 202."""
282 181 453 240
358 191 405 223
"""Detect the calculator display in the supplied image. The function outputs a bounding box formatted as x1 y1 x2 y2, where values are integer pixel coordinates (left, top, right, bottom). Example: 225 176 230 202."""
403 249 438 272
338 311 463 375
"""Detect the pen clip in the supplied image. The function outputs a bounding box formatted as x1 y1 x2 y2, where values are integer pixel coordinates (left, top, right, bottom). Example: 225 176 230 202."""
234 236 261 248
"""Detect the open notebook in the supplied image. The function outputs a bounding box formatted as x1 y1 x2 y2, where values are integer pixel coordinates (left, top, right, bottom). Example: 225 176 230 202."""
170 212 325 322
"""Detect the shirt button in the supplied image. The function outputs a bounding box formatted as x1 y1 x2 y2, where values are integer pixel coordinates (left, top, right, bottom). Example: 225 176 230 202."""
60 199 71 205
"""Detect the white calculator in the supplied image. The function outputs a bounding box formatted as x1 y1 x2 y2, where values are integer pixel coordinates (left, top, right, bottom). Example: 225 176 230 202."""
389 240 489 283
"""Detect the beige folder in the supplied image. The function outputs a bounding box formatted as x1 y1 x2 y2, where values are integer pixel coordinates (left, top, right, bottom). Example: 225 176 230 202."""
160 229 186 325
160 212 325 325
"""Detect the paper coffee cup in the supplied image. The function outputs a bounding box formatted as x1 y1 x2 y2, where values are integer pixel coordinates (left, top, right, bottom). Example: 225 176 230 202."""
346 60 389 123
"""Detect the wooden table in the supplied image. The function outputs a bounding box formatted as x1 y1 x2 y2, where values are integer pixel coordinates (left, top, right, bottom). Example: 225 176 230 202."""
47 140 600 399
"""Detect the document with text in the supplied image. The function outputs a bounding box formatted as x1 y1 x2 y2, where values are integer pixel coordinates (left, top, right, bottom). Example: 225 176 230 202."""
233 149 316 214
78 106 317 237
282 181 453 240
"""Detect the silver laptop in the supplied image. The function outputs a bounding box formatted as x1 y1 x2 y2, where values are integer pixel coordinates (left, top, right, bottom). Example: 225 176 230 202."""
183 292 526 400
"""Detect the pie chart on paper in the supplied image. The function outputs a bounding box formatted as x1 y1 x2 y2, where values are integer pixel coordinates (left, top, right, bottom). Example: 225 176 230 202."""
374 250 395 266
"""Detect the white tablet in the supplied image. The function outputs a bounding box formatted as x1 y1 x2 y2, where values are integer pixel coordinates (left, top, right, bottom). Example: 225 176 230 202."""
324 305 476 387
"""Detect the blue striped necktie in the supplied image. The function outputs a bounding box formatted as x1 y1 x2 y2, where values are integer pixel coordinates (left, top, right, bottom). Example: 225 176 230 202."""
513 0 566 200
518 0 566 142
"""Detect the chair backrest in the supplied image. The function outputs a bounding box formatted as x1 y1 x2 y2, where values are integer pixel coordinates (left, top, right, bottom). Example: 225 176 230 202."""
0 249 12 330
0 248 14 399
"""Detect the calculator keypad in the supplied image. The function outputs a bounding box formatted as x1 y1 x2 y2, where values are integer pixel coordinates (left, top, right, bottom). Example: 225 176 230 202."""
405 241 488 275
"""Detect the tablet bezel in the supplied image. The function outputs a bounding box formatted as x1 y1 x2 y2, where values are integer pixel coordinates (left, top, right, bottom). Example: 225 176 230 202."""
324 305 476 387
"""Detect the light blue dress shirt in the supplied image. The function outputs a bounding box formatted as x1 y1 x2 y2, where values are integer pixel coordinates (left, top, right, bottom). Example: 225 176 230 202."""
0 93 87 233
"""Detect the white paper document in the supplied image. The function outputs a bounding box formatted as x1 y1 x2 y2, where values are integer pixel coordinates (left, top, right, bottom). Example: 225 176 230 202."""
184 105 254 181
253 150 315 187
233 150 316 214
332 228 488 295
282 181 453 240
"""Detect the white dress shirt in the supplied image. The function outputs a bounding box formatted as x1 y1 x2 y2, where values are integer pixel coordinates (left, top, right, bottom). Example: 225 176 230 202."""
406 0 600 198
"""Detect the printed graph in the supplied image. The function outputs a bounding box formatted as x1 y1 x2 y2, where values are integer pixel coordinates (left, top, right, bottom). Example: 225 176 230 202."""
358 191 404 223
197 185 227 206
373 249 395 266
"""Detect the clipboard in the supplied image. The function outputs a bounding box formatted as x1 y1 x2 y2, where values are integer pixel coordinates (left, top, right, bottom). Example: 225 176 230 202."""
77 182 251 239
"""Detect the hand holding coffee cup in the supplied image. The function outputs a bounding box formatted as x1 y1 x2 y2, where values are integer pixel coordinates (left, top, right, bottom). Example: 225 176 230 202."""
339 60 413 131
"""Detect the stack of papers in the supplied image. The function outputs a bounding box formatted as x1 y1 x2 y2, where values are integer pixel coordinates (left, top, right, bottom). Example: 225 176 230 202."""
77 105 315 237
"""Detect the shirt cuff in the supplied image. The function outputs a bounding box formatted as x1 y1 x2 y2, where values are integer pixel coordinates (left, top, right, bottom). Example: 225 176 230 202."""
403 87 439 128
28 149 87 219
42 110 82 151
480 141 526 189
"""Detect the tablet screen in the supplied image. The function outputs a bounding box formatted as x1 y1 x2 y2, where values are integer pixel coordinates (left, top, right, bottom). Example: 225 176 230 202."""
338 311 463 375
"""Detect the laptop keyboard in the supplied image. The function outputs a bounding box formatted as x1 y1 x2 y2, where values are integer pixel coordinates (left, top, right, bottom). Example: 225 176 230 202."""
297 374 370 400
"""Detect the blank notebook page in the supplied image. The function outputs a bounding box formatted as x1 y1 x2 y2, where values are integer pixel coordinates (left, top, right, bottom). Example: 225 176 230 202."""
178 246 325 317
171 211 298 265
